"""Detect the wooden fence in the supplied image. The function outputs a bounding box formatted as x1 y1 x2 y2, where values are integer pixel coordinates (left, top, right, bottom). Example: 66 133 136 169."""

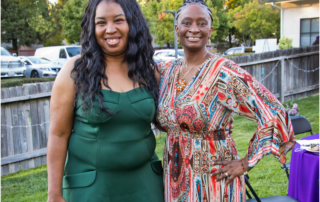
1 82 53 176
1 46 319 175
228 45 319 102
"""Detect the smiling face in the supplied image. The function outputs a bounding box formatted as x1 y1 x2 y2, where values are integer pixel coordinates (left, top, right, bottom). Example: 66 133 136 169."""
95 1 129 56
175 3 213 52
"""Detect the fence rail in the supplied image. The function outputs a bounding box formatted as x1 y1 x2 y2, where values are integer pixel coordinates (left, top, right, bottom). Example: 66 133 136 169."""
229 45 319 102
1 46 319 175
1 82 53 175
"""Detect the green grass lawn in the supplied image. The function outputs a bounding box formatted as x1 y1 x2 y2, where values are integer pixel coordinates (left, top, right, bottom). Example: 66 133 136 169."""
1 77 55 89
1 94 319 201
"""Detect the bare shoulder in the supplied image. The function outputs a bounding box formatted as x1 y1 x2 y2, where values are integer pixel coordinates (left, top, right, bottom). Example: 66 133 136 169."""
54 55 80 90
52 55 81 101
56 55 80 82
49 55 81 139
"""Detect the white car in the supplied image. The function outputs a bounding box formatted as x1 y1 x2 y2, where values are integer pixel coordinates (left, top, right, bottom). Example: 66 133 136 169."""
34 45 81 67
222 47 253 56
1 47 26 78
19 56 60 78
154 49 184 61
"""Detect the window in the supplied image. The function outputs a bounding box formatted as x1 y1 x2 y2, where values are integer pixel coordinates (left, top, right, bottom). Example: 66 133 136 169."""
167 52 175 57
1 48 11 56
178 50 184 57
28 57 50 64
158 52 169 57
24 60 32 65
66 47 80 57
225 49 234 55
59 48 67 58
300 18 319 47
234 48 242 54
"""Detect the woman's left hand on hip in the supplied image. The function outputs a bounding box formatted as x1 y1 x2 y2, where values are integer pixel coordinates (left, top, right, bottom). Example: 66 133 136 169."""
211 159 244 185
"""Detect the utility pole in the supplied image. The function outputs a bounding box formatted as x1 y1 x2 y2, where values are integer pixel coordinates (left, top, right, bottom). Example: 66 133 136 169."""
163 10 178 58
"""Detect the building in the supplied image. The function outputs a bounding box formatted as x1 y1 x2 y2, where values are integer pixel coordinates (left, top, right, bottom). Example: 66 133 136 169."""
267 0 319 47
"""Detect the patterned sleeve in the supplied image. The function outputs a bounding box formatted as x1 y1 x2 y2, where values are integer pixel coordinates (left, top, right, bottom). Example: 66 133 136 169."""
157 59 176 89
157 60 172 76
218 59 295 167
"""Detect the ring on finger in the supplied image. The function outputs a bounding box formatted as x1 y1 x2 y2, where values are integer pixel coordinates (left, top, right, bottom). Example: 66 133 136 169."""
225 172 229 177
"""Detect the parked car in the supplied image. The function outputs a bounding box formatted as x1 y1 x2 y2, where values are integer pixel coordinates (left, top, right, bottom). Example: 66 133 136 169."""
153 55 164 64
1 47 26 78
19 56 59 78
222 47 253 56
34 45 81 67
154 49 184 61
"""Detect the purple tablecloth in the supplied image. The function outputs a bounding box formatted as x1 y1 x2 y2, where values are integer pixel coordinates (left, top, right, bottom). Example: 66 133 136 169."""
288 134 319 202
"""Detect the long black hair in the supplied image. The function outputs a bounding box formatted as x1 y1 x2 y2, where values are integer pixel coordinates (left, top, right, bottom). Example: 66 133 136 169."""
71 0 159 119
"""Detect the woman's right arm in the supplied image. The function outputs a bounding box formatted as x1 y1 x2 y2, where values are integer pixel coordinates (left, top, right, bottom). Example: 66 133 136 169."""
47 56 79 202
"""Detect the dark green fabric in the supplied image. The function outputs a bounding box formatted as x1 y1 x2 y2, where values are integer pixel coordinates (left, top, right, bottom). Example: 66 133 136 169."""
62 87 164 202
63 170 96 189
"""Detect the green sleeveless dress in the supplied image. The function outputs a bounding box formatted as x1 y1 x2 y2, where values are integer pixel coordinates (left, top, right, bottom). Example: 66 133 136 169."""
62 87 164 202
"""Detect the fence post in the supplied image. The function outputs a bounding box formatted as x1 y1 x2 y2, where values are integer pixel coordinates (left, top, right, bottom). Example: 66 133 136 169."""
280 57 285 103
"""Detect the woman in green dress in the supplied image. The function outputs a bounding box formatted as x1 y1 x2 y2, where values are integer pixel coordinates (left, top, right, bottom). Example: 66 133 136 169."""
46 0 163 201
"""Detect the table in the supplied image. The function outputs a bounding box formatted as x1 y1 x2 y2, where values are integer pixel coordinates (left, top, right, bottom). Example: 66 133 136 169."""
288 134 319 202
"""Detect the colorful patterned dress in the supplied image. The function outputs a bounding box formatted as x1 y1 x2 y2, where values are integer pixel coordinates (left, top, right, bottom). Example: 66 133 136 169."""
157 56 296 202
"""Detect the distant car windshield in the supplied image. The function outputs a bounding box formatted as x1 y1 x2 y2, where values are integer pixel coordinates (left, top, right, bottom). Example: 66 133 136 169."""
28 57 51 64
66 47 81 57
41 57 51 62
178 50 184 57
1 48 11 56
153 56 162 62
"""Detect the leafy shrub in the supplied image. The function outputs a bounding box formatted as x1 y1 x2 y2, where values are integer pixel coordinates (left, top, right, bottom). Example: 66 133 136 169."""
279 36 293 49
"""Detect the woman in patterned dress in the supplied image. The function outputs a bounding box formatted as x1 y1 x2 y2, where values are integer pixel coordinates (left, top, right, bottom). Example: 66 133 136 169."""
157 1 296 201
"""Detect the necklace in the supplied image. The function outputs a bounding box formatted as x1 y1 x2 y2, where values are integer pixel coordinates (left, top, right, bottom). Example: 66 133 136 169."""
176 51 209 92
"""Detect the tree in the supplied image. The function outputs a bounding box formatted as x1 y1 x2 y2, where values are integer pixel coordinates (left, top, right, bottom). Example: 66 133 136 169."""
14 0 63 46
206 0 231 42
225 0 251 47
141 0 219 48
225 0 251 10
1 0 37 52
140 0 183 48
60 0 89 44
27 2 64 46
227 1 280 46
58 0 69 4
226 0 242 10
17 0 47 10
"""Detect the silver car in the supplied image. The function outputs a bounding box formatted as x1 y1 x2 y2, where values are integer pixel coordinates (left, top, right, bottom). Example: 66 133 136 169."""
19 56 61 78
1 47 26 78
154 49 184 61
222 47 253 56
